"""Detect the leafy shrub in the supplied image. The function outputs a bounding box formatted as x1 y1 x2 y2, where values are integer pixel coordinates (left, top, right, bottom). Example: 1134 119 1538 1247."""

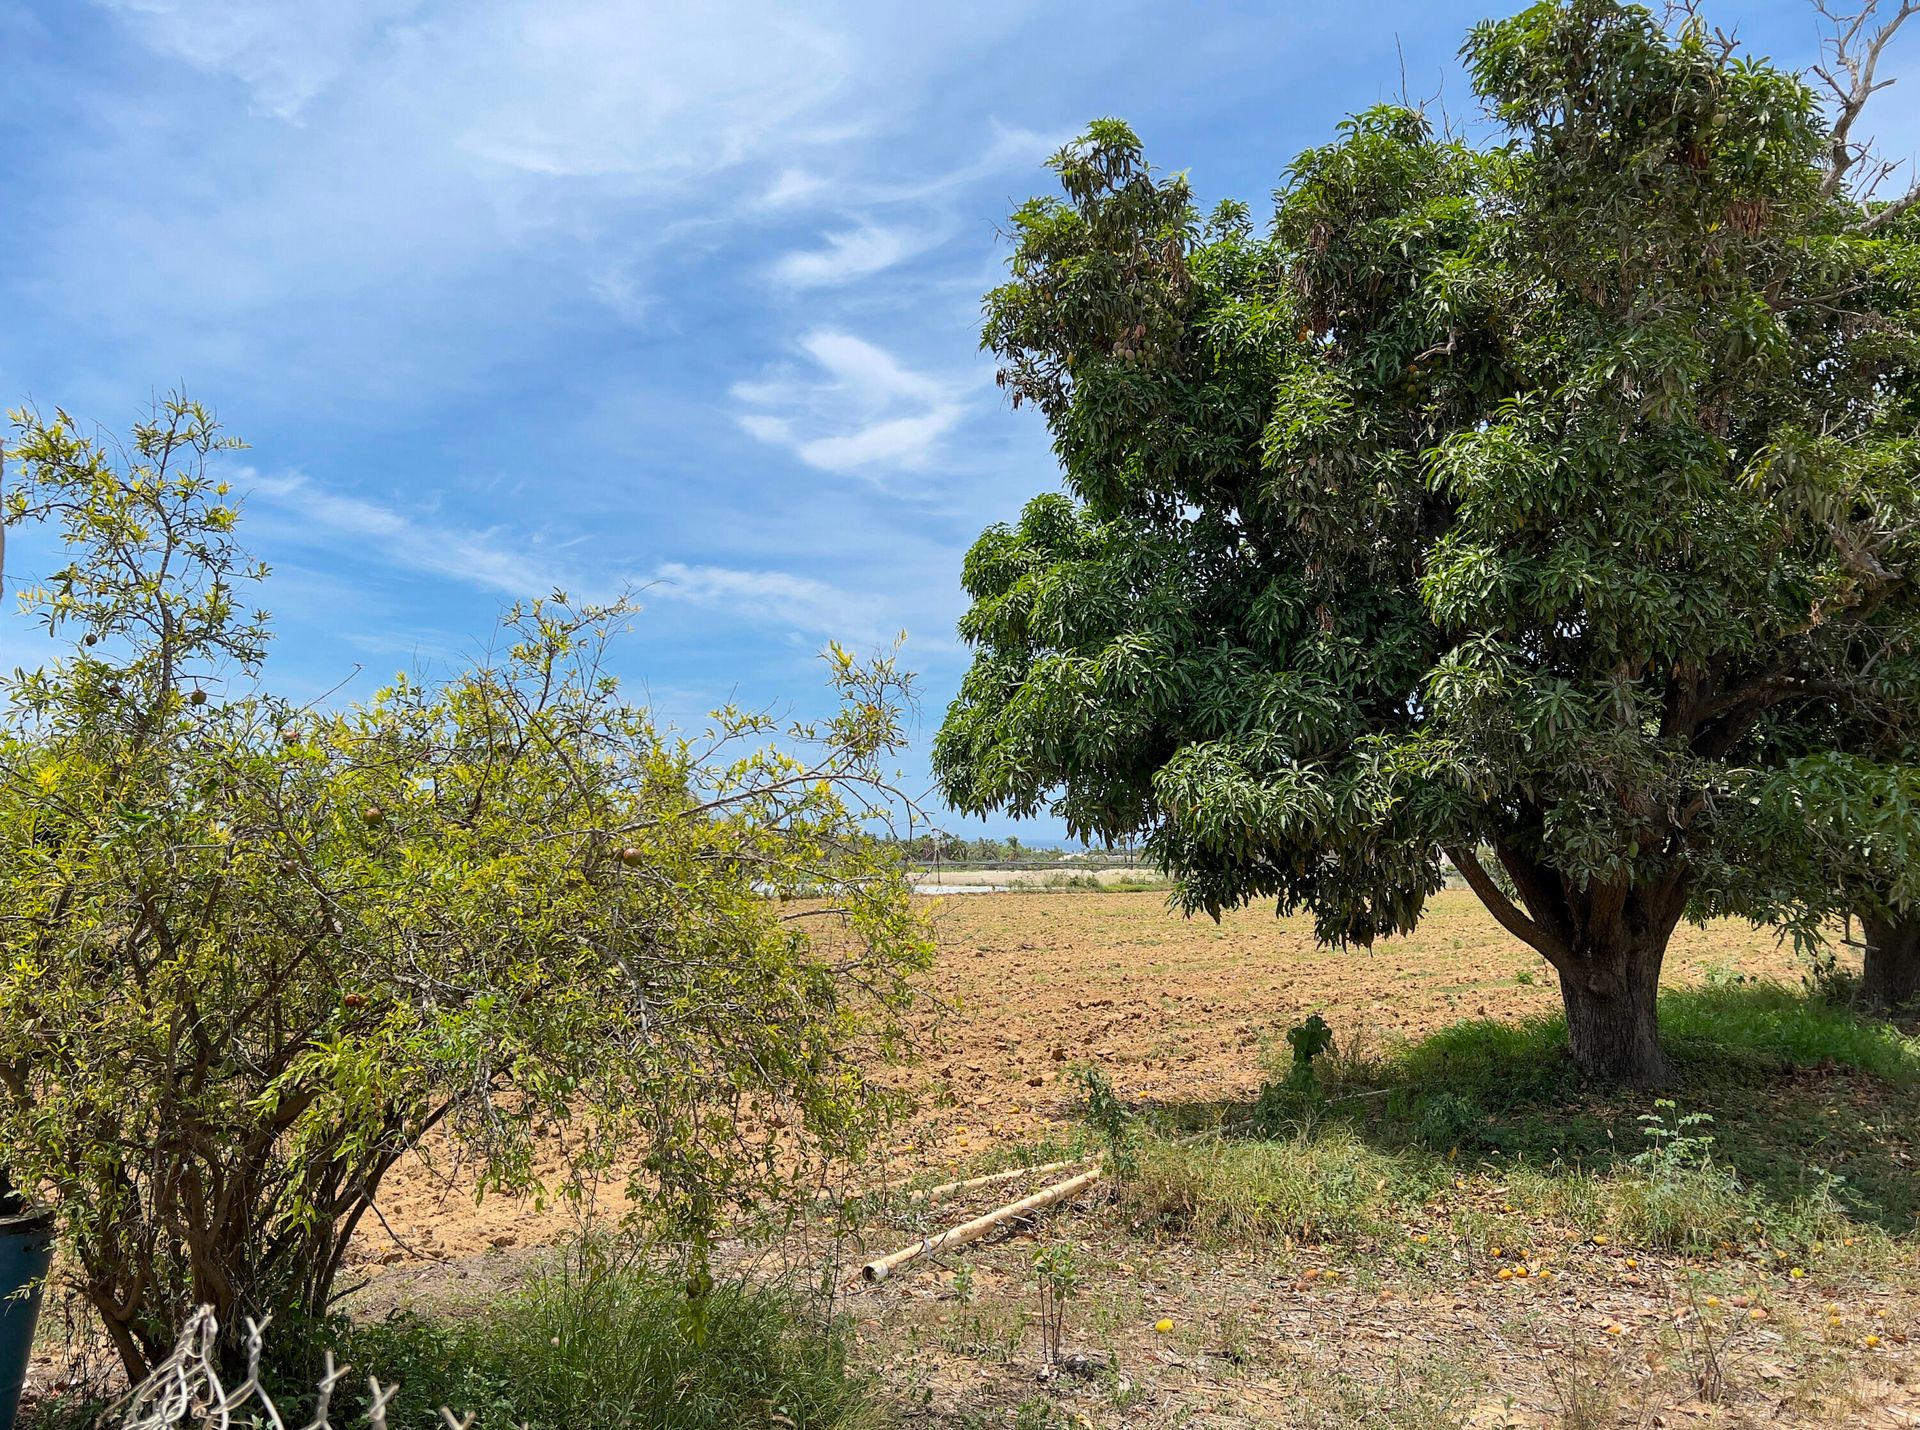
1611 1101 1748 1250
1075 1064 1139 1179
1411 1090 1486 1151
1252 1012 1338 1135
0 400 931 1378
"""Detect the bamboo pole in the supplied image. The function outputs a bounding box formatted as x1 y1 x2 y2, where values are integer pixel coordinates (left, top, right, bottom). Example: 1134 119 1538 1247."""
813 1156 1090 1209
900 1159 1088 1205
860 1167 1104 1283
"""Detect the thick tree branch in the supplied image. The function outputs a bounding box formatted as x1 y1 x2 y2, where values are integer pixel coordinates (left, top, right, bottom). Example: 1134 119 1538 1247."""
1446 845 1571 969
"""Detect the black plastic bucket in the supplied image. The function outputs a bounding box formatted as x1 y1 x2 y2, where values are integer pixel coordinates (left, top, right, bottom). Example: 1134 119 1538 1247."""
0 1210 54 1430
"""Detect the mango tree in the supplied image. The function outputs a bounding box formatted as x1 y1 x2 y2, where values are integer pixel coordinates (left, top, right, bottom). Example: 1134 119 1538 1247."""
935 0 1920 1084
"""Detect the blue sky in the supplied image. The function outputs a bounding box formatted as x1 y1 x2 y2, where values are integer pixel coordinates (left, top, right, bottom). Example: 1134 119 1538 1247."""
1 0 1911 841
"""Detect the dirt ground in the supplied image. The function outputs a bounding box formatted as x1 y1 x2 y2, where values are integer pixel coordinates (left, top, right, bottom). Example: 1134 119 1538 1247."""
330 891 1918 1427
353 890 1804 1268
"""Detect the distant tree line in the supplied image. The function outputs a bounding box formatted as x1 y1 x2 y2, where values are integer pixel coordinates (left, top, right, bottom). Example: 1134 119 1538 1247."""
891 832 1145 863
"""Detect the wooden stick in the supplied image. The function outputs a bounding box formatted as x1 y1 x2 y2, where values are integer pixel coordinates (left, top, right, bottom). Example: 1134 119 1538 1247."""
814 1156 1089 1208
901 1159 1088 1205
860 1167 1104 1283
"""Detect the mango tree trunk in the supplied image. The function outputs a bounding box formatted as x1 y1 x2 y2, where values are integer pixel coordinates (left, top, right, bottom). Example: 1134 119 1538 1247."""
1861 911 1920 1014
1557 934 1668 1086
1449 846 1680 1087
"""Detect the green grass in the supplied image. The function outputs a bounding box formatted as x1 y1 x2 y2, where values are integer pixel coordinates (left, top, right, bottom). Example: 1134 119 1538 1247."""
316 1245 883 1430
1118 982 1920 1254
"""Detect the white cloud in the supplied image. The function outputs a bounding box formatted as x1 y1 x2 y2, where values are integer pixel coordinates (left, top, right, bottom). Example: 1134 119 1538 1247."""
760 167 827 208
650 561 884 643
770 223 938 289
588 264 652 324
450 5 851 183
240 471 893 645
242 470 573 597
792 408 964 470
97 0 422 118
858 120 1068 204
731 329 970 477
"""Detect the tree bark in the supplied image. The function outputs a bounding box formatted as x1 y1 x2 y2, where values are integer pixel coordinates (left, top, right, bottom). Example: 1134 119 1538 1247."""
1557 934 1669 1087
1448 845 1677 1086
1861 911 1920 1014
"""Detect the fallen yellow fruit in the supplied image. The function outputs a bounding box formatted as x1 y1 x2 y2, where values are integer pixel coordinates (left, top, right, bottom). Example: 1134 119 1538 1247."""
1790 1267 1805 1279
1498 1268 1514 1280
1154 1319 1174 1334
1866 1335 1883 1348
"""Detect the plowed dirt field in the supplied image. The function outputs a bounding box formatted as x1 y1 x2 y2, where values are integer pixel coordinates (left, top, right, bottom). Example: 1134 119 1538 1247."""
359 889 1803 1267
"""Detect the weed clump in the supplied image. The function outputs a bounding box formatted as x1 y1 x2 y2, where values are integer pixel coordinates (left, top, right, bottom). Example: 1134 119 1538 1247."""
321 1244 881 1430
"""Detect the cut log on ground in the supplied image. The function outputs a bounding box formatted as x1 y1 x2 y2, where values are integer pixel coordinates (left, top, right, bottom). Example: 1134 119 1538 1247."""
860 1166 1104 1283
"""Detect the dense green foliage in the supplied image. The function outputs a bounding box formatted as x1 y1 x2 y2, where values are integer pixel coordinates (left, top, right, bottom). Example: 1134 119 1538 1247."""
936 0 1920 1080
0 399 930 1377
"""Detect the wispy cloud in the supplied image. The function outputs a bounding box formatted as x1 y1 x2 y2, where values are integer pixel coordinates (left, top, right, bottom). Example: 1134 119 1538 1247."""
242 469 574 597
731 329 970 477
760 167 827 208
240 470 890 645
770 223 940 289
97 0 423 119
649 561 887 643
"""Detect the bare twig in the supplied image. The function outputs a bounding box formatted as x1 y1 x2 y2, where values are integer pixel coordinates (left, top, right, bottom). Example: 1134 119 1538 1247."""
1810 0 1920 218
106 1306 494 1430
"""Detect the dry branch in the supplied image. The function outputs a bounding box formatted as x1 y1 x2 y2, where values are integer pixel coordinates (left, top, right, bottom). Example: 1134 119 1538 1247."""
107 1306 495 1430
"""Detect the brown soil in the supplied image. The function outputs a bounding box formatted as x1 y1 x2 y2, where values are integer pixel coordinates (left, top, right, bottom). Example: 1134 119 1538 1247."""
30 892 1899 1427
355 890 1801 1266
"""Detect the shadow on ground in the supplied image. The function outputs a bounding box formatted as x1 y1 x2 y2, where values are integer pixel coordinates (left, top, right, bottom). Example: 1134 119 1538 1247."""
1144 982 1920 1233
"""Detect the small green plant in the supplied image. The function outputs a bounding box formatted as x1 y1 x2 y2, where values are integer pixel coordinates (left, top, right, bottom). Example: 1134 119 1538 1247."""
1032 1244 1079 1365
951 1260 975 1303
1010 1397 1068 1430
1252 1013 1337 1135
1285 1013 1335 1086
1411 1089 1485 1151
1616 1100 1748 1249
1632 1100 1719 1179
1800 943 1854 1005
1076 1064 1139 1179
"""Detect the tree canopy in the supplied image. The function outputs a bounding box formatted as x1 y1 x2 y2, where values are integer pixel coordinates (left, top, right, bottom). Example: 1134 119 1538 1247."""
935 0 1920 1082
